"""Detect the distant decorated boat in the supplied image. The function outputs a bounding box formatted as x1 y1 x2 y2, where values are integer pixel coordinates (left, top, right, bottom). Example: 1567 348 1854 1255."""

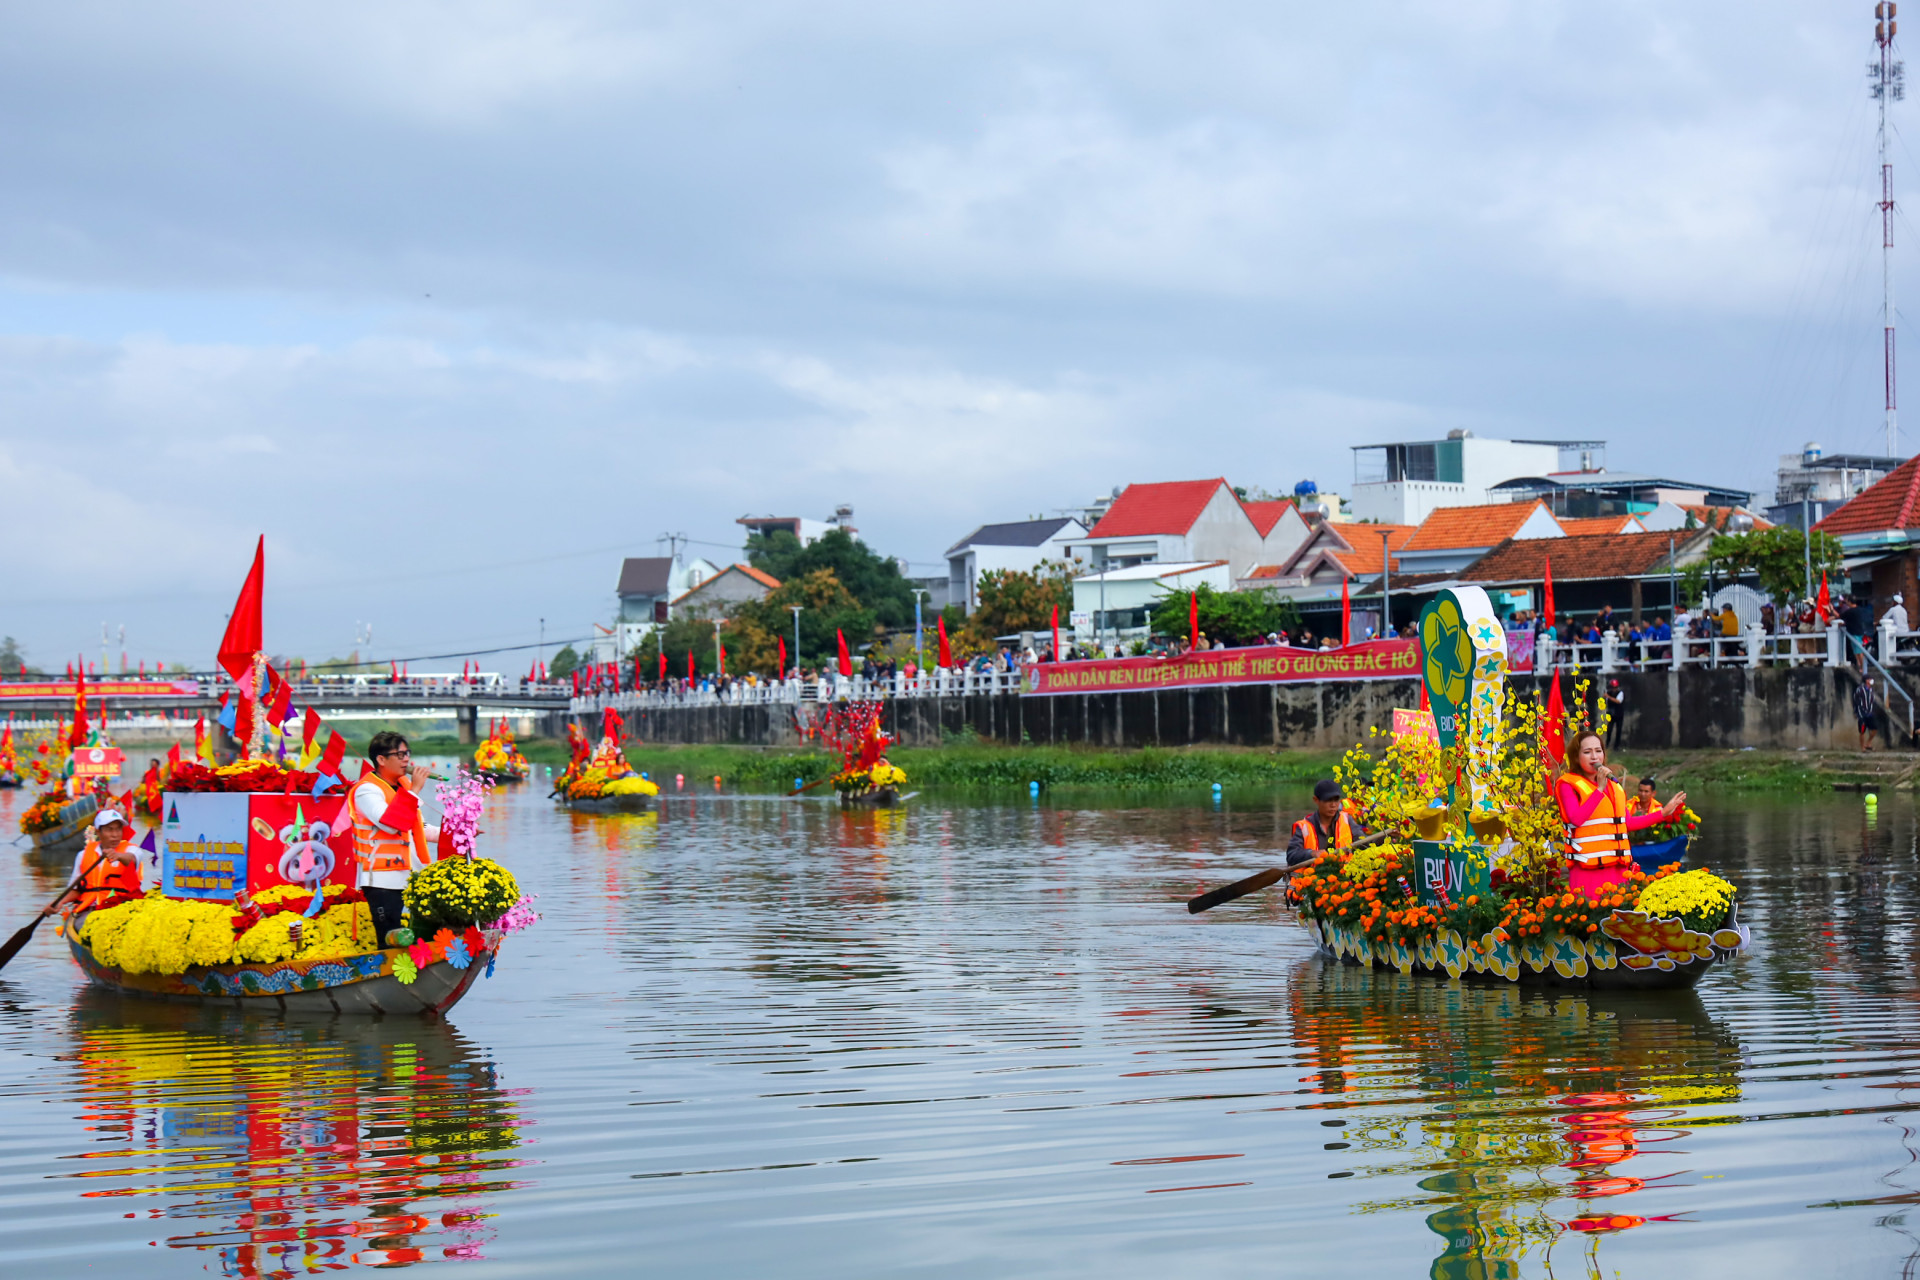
1246 586 1751 994
554 711 658 812
23 791 98 858
471 720 531 784
821 702 907 808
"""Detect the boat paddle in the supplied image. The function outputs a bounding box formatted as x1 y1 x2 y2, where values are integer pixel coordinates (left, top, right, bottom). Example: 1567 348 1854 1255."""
0 843 114 973
1186 828 1395 915
786 777 833 798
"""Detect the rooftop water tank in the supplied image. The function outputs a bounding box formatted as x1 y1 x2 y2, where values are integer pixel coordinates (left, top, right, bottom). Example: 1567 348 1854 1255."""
1804 442 1823 465
1293 479 1318 497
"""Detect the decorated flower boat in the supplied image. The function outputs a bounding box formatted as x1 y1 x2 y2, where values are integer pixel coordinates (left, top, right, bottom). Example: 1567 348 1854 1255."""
818 702 906 808
22 789 98 858
1275 587 1751 993
835 764 905 808
58 540 537 1017
471 721 531 784
555 712 658 812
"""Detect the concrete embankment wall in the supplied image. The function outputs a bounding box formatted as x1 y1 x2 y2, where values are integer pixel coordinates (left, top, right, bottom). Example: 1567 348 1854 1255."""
614 665 1880 752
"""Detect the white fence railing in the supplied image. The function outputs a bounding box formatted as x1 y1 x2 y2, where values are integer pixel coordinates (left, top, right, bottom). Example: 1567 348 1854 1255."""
572 668 1030 714
1532 621 1920 673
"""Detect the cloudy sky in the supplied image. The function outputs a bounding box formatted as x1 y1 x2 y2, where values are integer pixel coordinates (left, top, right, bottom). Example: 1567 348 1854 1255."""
0 1 1906 669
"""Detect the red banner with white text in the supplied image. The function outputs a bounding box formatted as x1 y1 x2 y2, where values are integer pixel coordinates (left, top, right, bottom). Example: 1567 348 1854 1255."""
1023 639 1424 695
0 680 199 699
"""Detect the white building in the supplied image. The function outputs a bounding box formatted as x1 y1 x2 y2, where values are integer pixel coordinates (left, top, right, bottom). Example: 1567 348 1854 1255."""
945 517 1087 614
1070 561 1234 638
613 554 720 654
1766 442 1904 530
1062 478 1309 577
736 504 858 548
1349 432 1602 525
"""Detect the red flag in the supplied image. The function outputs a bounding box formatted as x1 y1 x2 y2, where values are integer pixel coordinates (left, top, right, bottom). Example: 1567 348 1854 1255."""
1341 576 1351 647
937 615 952 669
217 536 266 681
389 660 398 682
1817 575 1832 624
685 650 693 680
303 707 322 749
659 651 667 682
1543 556 1555 637
1052 604 1061 662
778 636 787 676
382 786 421 830
613 661 621 693
1188 591 1198 649
266 669 292 724
836 629 852 677
167 742 181 767
318 730 346 778
1418 673 1430 713
718 644 726 676
572 670 581 695
1543 671 1566 764
69 666 87 747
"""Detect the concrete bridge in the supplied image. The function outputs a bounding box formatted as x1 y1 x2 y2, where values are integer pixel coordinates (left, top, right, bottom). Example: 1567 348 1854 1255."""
0 677 572 742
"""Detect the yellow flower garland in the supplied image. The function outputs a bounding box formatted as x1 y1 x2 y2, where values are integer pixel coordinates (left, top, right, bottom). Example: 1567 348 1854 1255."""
78 886 376 974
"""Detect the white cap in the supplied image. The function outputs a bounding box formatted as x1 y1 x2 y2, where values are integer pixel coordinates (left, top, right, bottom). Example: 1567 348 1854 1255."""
1897 593 1905 603
93 809 126 828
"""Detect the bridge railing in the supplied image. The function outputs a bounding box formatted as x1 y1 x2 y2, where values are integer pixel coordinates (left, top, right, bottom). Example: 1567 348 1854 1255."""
571 667 1031 714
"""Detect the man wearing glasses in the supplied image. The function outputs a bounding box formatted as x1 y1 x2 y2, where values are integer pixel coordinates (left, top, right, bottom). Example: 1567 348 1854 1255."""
344 730 440 944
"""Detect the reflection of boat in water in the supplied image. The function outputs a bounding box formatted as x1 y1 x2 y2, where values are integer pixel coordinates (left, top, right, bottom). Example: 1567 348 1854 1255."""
1287 960 1744 1277
566 793 653 813
475 767 528 784
60 999 527 1275
67 928 501 1016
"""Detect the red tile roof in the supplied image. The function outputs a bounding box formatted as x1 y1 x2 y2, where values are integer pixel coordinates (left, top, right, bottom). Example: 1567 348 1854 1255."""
1242 500 1295 537
1401 500 1556 551
736 564 781 590
1817 459 1920 534
1559 515 1640 536
1242 564 1284 579
1087 479 1231 538
1322 524 1417 577
1462 531 1686 583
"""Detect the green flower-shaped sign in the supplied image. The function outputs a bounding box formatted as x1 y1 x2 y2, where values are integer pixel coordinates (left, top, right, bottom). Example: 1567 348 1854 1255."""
1422 597 1471 708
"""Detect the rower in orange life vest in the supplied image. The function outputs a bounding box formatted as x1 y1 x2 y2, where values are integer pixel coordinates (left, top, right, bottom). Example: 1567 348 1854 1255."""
1557 732 1686 894
1624 774 1662 818
1286 779 1363 867
345 731 441 945
49 808 143 918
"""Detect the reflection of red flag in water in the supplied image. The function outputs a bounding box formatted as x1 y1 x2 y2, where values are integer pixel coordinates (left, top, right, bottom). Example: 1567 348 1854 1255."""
1341 577 1351 647
217 536 265 681
836 629 852 677
1544 671 1566 763
937 615 952 669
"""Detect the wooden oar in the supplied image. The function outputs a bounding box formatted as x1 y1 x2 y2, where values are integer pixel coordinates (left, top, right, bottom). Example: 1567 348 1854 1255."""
1186 829 1394 915
0 844 113 973
786 777 832 797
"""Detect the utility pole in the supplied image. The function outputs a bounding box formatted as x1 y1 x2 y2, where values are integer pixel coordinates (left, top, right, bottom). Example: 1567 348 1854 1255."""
1875 2 1905 455
1379 530 1393 638
790 606 803 680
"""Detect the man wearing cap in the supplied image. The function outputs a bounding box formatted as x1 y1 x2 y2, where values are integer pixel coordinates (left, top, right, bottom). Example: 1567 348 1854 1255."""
347 731 441 945
1286 779 1363 867
51 809 142 915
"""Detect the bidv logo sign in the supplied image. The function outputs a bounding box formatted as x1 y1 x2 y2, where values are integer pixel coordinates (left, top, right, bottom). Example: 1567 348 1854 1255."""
1413 839 1490 906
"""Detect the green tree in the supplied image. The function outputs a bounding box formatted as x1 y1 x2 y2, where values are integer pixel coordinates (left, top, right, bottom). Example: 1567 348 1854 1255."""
549 644 580 680
0 636 33 674
961 560 1076 645
745 528 917 626
1149 584 1301 645
1700 527 1845 603
632 568 876 675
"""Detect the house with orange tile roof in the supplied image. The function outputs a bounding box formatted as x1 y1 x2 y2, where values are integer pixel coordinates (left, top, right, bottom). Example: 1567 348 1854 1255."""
1557 515 1647 537
1815 455 1920 621
671 563 783 618
1455 528 1715 626
1395 500 1565 575
1063 478 1309 578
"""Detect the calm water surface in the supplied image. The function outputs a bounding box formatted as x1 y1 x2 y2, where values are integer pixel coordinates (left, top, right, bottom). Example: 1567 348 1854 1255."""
2 778 1920 1277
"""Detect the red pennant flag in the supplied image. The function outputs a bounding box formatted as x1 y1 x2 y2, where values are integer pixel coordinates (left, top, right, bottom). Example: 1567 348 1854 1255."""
659 651 667 681
685 650 694 680
572 670 581 694
718 642 726 676
1542 555 1555 637
1051 604 1061 662
1817 575 1832 624
937 615 952 669
167 742 181 767
382 785 421 830
69 667 87 747
318 730 347 777
1341 576 1351 648
217 536 266 681
302 706 323 749
836 629 852 677
778 636 787 676
1544 671 1566 763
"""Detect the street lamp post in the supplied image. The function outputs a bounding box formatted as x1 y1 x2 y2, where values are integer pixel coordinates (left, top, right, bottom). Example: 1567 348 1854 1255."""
912 590 929 674
713 618 724 678
1380 530 1392 638
789 606 803 682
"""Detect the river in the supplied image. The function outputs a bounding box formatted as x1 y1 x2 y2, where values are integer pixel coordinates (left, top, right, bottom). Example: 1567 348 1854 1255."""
1 777 1918 1277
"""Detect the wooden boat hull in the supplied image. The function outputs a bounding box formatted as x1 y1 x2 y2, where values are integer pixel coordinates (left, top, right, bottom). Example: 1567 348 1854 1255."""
27 795 98 859
839 786 900 809
474 767 528 785
1304 908 1748 992
67 934 498 1017
567 793 653 813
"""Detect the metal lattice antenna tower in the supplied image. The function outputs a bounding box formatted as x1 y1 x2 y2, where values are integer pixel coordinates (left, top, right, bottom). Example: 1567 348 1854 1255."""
1874 3 1906 456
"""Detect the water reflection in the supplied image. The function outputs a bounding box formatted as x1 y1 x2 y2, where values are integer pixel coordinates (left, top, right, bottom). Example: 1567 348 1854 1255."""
1289 963 1744 1277
54 996 530 1276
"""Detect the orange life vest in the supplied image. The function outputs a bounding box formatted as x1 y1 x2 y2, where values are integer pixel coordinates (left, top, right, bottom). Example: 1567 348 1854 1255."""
345 771 430 875
1625 793 1660 818
72 836 141 909
1293 811 1357 852
1564 773 1631 864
